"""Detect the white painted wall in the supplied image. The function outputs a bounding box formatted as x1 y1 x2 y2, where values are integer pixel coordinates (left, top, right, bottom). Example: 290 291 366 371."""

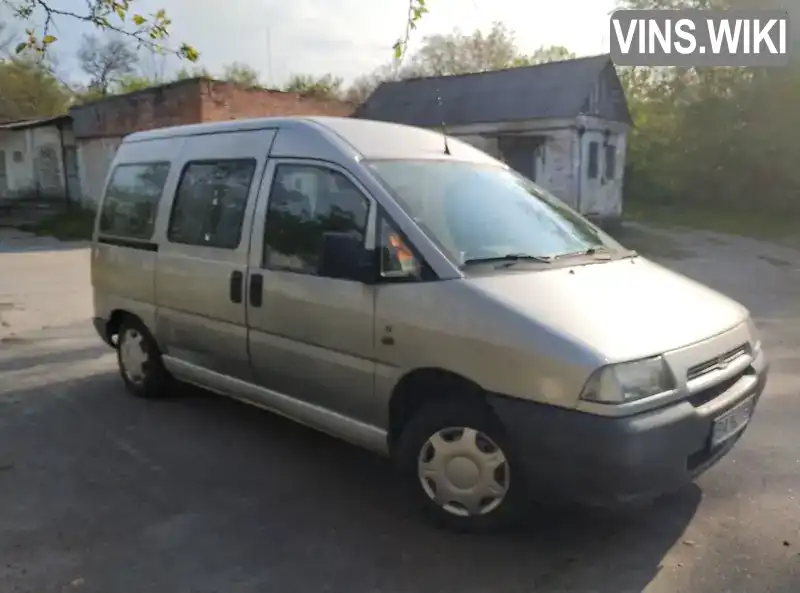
449 117 629 221
76 136 122 208
451 126 581 209
0 125 68 201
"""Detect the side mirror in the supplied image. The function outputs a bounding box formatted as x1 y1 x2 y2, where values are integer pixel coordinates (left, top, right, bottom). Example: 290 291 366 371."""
318 231 374 282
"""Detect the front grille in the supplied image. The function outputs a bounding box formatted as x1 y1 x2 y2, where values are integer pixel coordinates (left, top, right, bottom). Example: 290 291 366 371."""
688 371 747 407
687 344 748 381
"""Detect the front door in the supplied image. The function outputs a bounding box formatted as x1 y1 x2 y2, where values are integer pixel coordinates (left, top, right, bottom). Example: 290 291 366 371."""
154 130 274 380
245 159 378 426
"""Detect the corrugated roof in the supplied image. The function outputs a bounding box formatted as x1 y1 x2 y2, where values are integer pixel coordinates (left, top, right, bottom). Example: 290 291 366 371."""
0 114 71 130
354 54 616 127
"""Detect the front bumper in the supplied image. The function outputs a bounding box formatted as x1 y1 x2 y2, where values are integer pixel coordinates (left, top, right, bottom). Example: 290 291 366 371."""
489 353 769 508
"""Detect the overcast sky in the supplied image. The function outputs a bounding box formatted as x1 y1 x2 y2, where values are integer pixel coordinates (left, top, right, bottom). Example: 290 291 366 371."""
6 0 619 86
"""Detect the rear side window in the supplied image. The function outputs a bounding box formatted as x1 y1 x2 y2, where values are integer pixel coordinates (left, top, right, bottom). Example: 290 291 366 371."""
167 159 256 249
99 162 170 239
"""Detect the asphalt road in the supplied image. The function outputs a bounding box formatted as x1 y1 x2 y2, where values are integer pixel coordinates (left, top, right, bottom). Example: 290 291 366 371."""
1 225 799 593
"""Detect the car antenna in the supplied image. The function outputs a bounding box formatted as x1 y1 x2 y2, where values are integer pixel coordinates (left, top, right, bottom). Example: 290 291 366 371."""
436 87 451 155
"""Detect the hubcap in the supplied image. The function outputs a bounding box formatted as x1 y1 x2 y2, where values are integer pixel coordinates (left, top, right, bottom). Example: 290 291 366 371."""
119 328 149 385
418 426 510 517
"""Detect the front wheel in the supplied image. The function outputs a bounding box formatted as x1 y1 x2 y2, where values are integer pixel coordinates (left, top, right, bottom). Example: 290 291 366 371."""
396 400 526 532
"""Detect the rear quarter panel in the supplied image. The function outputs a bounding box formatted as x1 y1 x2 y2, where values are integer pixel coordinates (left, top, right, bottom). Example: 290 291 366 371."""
91 136 185 332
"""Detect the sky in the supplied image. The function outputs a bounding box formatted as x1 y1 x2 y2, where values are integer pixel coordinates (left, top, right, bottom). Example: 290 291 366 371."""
2 0 620 87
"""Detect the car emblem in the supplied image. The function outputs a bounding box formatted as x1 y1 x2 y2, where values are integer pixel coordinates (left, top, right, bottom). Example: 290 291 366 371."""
715 356 730 371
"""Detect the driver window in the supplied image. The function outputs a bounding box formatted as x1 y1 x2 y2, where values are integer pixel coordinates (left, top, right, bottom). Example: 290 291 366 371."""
380 218 420 279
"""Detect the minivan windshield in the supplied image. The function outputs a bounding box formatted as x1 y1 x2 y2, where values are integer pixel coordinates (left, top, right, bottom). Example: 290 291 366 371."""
365 159 628 269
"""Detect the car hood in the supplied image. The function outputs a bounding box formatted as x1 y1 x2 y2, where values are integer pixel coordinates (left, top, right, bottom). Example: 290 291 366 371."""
465 257 749 363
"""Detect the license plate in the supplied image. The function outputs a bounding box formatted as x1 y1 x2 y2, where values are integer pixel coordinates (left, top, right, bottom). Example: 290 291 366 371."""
711 396 755 448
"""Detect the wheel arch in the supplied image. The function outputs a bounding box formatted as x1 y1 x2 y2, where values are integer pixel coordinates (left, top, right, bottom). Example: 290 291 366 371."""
387 366 488 453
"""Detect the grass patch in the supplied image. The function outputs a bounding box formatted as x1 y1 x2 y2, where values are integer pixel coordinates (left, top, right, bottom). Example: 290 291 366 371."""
18 208 95 241
623 198 799 242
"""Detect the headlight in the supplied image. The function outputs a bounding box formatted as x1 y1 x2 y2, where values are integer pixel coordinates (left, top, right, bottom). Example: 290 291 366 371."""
579 356 676 404
746 318 762 353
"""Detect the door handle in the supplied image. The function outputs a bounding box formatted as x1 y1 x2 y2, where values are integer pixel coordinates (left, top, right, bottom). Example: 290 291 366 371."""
229 271 243 303
249 273 263 307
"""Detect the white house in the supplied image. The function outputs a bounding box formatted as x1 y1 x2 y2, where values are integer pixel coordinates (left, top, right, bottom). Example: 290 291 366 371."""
354 54 632 228
0 114 80 207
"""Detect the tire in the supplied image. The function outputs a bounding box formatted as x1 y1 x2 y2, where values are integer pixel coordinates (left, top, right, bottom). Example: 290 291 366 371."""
396 399 527 532
116 317 170 399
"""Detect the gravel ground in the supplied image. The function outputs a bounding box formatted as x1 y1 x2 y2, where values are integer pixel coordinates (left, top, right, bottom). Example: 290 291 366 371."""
0 224 798 593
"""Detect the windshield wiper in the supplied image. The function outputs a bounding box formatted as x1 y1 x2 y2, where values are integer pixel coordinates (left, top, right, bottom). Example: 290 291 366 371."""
463 253 552 267
554 246 639 260
553 245 611 259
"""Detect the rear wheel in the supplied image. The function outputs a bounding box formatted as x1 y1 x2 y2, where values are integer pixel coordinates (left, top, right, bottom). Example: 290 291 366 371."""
116 318 170 398
396 400 526 532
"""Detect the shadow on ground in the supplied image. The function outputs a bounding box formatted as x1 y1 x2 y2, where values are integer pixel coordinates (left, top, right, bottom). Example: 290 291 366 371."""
0 352 701 593
609 222 697 260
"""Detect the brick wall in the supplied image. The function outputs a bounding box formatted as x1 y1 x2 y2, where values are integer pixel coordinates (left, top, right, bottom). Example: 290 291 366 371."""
69 78 355 140
69 79 204 139
199 80 355 122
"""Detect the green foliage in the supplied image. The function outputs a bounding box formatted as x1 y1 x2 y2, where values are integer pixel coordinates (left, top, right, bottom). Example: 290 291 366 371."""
3 0 198 61
175 66 212 80
513 45 576 67
394 0 429 59
117 74 156 93
0 56 70 120
348 23 574 104
617 0 800 219
221 62 261 88
284 74 344 100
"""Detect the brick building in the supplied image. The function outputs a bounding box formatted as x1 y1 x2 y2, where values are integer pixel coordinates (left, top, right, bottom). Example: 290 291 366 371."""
68 77 355 208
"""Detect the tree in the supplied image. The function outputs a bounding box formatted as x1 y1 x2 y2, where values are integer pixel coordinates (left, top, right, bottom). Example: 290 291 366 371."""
117 74 156 93
221 62 260 87
0 57 70 120
347 23 577 105
175 66 213 80
345 63 405 104
77 34 138 96
615 0 800 214
513 45 576 66
284 73 344 100
407 22 520 76
400 23 576 77
3 0 198 61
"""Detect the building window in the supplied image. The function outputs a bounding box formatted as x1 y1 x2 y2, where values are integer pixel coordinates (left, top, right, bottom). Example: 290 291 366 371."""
263 164 369 277
12 151 23 163
587 141 599 179
167 159 256 249
605 144 616 180
99 162 171 239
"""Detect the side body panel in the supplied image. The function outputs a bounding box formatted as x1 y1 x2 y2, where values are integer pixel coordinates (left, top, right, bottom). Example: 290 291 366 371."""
91 137 184 332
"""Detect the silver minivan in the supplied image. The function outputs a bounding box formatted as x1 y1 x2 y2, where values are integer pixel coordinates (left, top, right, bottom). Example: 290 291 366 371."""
91 116 768 531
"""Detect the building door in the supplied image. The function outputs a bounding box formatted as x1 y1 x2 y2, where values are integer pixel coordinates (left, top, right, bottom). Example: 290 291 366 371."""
0 150 8 198
498 136 543 182
580 131 619 218
63 146 81 204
